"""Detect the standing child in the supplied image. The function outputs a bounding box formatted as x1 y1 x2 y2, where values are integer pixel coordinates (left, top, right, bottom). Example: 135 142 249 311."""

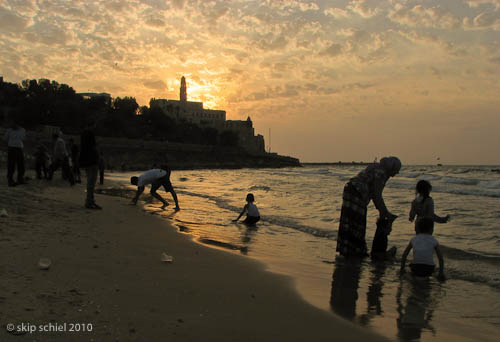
34 140 49 179
233 193 260 225
400 218 445 280
409 180 449 233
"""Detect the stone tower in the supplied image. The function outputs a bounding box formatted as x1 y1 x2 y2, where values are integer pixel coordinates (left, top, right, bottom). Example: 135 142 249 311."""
180 76 187 102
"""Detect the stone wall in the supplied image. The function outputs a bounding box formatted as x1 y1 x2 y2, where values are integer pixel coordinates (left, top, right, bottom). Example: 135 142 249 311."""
0 128 301 171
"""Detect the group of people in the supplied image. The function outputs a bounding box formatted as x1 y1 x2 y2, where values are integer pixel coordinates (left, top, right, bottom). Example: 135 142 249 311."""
130 156 448 282
336 156 450 280
3 120 106 209
128 169 261 220
5 126 447 280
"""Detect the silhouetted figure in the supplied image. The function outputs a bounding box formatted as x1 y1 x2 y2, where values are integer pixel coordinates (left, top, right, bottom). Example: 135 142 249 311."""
337 156 401 257
48 133 74 185
364 262 388 320
4 121 26 186
370 215 397 260
79 120 101 209
240 225 258 244
396 277 437 341
409 180 449 234
233 193 260 225
330 256 363 320
131 167 180 210
34 139 49 179
400 218 445 280
98 149 105 185
69 138 81 183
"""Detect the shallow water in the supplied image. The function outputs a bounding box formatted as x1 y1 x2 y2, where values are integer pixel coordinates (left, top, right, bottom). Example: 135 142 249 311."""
106 165 500 341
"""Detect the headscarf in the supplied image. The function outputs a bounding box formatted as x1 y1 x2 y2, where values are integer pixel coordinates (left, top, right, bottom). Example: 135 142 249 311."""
379 156 401 176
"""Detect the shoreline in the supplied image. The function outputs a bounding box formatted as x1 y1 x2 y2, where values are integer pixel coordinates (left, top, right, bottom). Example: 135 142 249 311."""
0 177 386 341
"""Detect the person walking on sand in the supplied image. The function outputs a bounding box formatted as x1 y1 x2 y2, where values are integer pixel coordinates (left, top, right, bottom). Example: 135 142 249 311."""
409 180 449 234
400 217 445 280
130 167 180 210
233 193 260 225
79 120 101 209
48 133 75 185
336 156 401 257
4 121 26 186
34 139 49 180
69 138 81 183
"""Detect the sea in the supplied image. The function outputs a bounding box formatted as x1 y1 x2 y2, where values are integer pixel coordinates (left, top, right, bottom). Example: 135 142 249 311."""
106 165 500 342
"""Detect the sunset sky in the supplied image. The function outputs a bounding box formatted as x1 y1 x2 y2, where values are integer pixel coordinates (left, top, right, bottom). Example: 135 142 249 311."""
1 0 499 164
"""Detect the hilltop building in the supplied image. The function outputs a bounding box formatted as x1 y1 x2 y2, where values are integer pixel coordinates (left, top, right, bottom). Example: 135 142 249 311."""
150 77 265 154
77 92 112 105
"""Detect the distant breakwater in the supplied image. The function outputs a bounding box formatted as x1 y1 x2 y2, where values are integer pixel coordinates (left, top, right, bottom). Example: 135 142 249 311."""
0 128 301 170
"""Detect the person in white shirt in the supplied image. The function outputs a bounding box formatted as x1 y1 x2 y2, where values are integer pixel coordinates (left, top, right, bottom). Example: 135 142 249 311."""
4 122 26 186
130 167 179 210
48 133 74 186
233 193 260 225
400 218 445 280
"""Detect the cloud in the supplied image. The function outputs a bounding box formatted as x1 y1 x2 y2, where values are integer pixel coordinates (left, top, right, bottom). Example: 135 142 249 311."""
388 4 462 30
343 82 374 90
143 80 167 90
265 0 320 13
142 12 166 28
1 0 500 164
347 0 380 18
0 5 29 33
257 33 289 51
466 0 500 10
398 30 469 58
324 7 350 19
321 43 343 57
464 11 500 30
24 21 71 46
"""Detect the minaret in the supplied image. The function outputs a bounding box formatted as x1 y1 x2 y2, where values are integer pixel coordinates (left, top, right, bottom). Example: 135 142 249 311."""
180 76 187 102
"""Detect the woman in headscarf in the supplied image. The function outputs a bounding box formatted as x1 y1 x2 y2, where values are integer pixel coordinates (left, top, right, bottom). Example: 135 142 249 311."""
336 156 402 257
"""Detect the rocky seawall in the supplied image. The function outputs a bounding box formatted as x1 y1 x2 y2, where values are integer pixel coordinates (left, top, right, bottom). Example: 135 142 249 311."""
0 128 301 170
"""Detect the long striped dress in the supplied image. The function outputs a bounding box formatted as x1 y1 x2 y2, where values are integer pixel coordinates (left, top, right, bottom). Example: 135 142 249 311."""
336 165 388 257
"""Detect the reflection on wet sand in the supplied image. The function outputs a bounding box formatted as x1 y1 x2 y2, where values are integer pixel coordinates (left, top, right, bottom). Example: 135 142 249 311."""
330 256 363 321
239 224 258 244
330 256 443 341
360 261 389 326
396 277 441 341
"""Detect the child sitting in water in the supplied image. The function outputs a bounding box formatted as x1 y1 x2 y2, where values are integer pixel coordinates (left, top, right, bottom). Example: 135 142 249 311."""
233 193 260 225
400 218 445 280
409 180 449 233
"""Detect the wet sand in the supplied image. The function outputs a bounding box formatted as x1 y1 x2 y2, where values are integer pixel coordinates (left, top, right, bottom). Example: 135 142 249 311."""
0 177 388 341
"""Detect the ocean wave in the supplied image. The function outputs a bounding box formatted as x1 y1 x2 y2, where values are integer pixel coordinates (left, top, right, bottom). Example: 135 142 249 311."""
447 268 500 290
263 215 337 239
478 180 500 189
441 176 479 186
417 174 442 181
182 188 338 239
440 245 500 289
399 172 420 178
441 245 500 262
443 188 500 198
249 185 271 192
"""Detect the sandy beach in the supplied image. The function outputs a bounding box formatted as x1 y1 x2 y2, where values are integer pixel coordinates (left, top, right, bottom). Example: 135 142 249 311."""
0 176 387 341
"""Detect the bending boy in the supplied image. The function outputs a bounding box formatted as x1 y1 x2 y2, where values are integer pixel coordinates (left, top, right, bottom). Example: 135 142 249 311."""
130 168 179 210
